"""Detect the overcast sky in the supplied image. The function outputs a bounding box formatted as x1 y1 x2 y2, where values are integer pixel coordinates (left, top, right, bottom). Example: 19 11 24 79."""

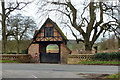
20 0 84 40
0 0 119 42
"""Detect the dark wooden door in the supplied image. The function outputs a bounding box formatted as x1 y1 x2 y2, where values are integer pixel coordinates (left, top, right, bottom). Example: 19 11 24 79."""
40 53 60 63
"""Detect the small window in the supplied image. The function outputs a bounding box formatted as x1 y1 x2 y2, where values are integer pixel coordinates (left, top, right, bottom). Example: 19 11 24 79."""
45 27 53 37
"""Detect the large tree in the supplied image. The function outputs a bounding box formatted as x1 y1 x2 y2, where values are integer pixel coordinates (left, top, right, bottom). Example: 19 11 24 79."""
38 0 118 51
103 1 120 51
6 14 36 54
0 0 31 54
113 3 120 51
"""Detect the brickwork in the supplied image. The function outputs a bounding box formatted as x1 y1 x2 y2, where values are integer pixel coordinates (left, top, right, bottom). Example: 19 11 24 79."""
61 43 71 64
1 54 31 63
28 44 39 61
67 54 94 64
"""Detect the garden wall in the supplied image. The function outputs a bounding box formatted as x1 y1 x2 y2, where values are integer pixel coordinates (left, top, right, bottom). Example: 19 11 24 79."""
0 54 32 63
61 43 71 64
67 54 94 64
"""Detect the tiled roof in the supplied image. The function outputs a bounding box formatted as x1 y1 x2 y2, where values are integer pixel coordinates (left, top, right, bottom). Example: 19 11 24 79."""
48 18 68 40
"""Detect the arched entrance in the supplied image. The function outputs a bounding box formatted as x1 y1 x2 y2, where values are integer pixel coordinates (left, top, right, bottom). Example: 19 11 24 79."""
40 43 60 63
46 44 59 53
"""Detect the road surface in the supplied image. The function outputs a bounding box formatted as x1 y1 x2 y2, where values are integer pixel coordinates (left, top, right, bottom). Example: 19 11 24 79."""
1 63 119 78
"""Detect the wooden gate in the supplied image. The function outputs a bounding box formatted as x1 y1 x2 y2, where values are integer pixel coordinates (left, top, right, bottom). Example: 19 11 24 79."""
40 53 60 63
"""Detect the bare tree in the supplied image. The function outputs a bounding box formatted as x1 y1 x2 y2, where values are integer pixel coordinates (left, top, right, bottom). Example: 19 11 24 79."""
37 0 118 51
1 0 6 54
0 0 31 54
6 14 36 54
111 25 120 51
114 3 120 51
103 1 120 51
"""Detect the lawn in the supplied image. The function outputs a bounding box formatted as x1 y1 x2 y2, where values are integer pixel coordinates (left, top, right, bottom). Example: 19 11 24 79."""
0 60 19 63
104 73 120 79
47 45 59 50
78 60 120 65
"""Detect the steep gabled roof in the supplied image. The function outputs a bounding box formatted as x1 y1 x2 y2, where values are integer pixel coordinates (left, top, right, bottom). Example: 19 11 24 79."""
34 30 39 37
34 18 68 41
49 18 68 40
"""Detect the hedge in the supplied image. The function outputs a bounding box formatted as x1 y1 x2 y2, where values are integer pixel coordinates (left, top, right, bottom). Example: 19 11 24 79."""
21 49 28 54
93 52 120 61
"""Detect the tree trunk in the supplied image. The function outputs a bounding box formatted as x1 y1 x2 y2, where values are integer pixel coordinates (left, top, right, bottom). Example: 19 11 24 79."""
1 1 7 54
118 37 120 52
16 40 20 54
84 42 93 52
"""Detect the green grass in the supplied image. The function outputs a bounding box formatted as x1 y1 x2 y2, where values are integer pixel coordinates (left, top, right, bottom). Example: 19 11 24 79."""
78 60 120 65
104 73 120 79
0 60 19 63
47 45 59 50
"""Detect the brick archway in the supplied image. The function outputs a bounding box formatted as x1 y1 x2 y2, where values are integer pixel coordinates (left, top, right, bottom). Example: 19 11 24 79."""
39 42 61 63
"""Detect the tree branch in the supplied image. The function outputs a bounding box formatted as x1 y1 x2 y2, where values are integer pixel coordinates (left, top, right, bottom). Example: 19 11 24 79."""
86 2 96 38
92 2 104 43
62 22 84 43
81 3 90 22
67 24 84 43
6 1 31 16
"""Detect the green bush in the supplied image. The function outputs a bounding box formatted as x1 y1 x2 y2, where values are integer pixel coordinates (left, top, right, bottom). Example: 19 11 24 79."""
93 52 120 61
104 73 120 79
21 49 28 54
116 52 120 61
7 52 17 54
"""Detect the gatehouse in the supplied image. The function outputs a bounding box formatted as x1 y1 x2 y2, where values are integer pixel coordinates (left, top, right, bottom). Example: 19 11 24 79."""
27 18 71 64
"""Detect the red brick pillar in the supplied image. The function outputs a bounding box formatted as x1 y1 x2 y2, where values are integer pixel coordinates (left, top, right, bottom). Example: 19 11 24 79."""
60 43 71 64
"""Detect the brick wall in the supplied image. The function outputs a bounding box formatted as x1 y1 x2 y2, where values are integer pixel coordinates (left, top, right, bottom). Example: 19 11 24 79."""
28 42 71 64
1 54 31 63
61 43 71 64
28 44 39 61
67 54 94 64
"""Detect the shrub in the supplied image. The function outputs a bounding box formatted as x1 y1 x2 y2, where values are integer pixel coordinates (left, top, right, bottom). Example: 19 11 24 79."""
93 52 120 61
7 52 17 54
21 49 28 54
109 52 117 60
116 52 120 61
